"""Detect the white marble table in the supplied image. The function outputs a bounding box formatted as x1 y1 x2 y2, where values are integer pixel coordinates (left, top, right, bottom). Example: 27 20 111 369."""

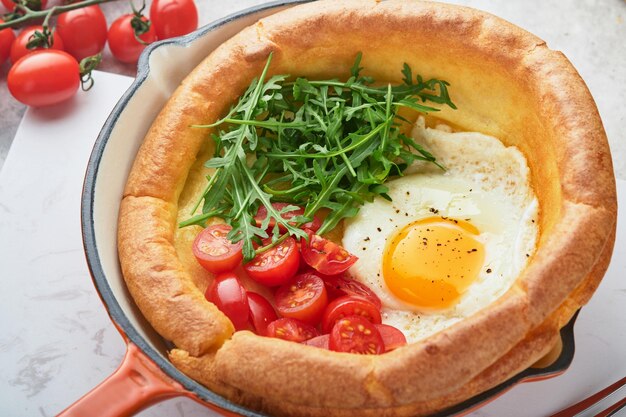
1 2 625 417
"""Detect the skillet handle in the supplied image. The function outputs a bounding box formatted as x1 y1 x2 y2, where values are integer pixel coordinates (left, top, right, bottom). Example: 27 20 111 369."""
57 343 189 417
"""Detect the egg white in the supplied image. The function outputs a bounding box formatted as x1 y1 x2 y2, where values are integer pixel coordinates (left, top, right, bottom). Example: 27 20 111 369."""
342 117 538 343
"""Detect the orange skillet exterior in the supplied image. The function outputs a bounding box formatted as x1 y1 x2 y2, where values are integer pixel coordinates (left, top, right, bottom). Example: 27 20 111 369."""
117 1 617 415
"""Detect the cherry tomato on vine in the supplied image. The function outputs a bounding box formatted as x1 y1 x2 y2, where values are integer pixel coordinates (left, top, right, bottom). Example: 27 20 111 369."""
321 296 381 333
8 50 79 107
149 0 198 40
205 272 249 330
10 25 64 64
107 14 156 64
300 230 358 275
274 273 328 325
1 0 47 12
244 236 300 286
0 19 15 66
192 224 243 274
56 5 107 61
329 315 384 355
266 318 318 343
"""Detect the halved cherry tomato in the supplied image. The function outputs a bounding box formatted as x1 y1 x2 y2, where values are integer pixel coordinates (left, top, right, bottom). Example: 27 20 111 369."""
301 230 358 275
329 315 384 354
321 296 381 333
107 14 156 64
255 203 321 232
8 50 79 107
149 0 198 40
275 273 328 325
56 5 107 61
302 334 330 349
244 236 299 286
247 292 277 336
10 25 64 64
266 318 318 342
192 224 243 274
322 274 382 309
0 19 15 66
1 0 46 11
375 324 407 351
205 272 248 330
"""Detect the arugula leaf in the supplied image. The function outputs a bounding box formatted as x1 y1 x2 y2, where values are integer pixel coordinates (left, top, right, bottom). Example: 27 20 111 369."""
185 53 456 261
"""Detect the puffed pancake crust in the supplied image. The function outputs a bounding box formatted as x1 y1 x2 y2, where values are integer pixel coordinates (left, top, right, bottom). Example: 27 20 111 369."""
117 1 617 416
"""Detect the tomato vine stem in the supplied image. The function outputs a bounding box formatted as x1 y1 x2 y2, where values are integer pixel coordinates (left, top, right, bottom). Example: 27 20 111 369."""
0 0 115 30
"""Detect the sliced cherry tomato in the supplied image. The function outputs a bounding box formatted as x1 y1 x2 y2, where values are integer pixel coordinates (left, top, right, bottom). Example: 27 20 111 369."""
0 19 15 66
255 203 321 232
301 230 358 275
244 236 299 286
107 14 156 64
375 324 407 352
322 274 382 309
266 318 318 342
205 272 248 330
247 292 277 336
302 334 330 349
10 25 64 64
329 315 384 354
1 0 46 11
56 5 107 61
149 0 198 40
192 224 243 274
321 295 381 333
8 50 79 107
274 273 328 325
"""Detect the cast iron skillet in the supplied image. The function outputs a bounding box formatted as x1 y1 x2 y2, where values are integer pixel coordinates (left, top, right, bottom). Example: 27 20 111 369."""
67 1 578 416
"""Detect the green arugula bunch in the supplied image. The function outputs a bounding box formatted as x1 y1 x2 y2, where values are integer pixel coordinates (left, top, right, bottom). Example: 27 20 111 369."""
182 53 456 262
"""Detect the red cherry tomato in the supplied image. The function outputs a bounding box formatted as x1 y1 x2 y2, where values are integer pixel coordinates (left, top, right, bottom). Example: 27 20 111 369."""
301 230 358 275
56 5 107 61
247 292 277 336
329 315 384 354
205 272 249 330
321 296 381 333
192 224 243 274
375 324 407 352
107 14 156 64
2 0 46 11
8 50 79 107
275 273 328 325
0 19 15 66
149 0 198 40
255 203 321 232
244 237 299 286
10 25 64 64
266 318 318 342
322 274 382 309
302 334 330 349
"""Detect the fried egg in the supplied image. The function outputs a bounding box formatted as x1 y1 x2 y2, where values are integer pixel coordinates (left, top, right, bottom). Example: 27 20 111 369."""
342 117 538 343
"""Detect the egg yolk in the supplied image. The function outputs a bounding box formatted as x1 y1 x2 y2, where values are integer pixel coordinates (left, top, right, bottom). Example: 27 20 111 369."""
382 217 485 310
